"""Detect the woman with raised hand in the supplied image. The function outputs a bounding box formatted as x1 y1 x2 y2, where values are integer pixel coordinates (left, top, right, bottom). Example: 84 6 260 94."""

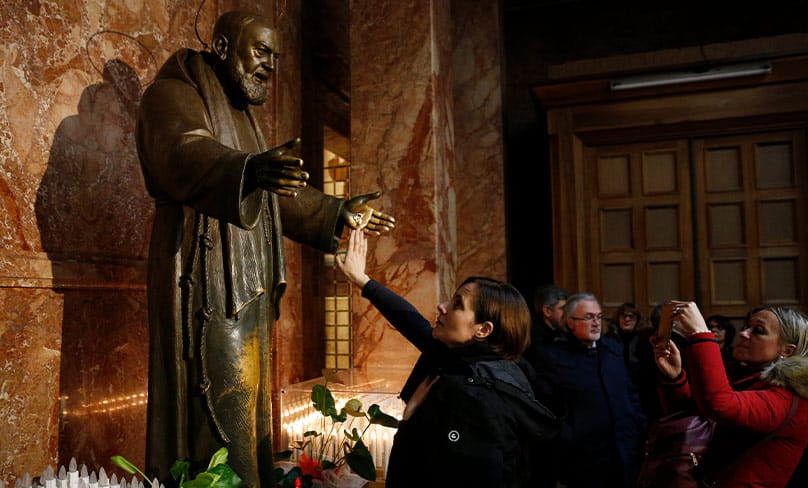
654 301 808 487
335 229 558 488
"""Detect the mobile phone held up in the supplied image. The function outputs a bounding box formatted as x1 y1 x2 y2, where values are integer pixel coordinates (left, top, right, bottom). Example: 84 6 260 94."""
655 302 674 352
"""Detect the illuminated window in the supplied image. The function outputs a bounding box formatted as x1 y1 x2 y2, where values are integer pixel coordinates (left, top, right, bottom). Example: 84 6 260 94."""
322 148 352 370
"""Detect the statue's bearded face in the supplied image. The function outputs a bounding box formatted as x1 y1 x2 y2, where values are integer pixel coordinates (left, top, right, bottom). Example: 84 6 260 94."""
225 21 278 106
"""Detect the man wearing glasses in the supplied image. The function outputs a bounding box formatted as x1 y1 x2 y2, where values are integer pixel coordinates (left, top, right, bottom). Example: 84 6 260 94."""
532 293 646 488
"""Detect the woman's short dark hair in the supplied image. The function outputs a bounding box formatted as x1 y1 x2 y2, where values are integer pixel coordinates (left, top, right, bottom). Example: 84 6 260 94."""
462 276 531 360
614 302 641 323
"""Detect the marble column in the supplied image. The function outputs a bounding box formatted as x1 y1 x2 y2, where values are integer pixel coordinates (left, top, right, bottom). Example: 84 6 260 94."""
349 0 507 370
452 0 507 283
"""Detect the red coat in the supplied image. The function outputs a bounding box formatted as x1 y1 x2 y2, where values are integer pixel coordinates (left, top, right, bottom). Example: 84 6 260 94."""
659 332 808 487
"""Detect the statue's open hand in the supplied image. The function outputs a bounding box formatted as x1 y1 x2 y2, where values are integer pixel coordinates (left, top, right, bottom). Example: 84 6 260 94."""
250 138 309 197
342 191 396 236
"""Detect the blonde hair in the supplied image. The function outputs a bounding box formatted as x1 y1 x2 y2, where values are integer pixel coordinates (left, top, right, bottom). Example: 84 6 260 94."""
752 306 808 357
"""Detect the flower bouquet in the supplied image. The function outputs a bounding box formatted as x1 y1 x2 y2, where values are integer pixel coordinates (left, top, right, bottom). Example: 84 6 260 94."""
274 379 399 488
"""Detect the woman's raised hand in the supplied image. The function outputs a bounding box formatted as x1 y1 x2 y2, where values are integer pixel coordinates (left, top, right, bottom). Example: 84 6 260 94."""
335 229 371 288
671 300 710 336
653 337 683 380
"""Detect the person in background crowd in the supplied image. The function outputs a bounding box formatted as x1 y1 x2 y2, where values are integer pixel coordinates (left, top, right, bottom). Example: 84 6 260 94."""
706 314 739 376
605 302 641 338
336 229 559 487
609 302 659 422
533 293 645 488
519 284 570 488
605 302 645 343
706 314 736 362
654 302 808 487
523 285 568 370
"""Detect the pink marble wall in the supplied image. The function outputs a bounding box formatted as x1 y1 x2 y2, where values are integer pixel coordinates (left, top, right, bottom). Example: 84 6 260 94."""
0 0 160 481
452 0 508 283
349 0 508 371
0 0 298 484
0 289 63 487
350 0 452 371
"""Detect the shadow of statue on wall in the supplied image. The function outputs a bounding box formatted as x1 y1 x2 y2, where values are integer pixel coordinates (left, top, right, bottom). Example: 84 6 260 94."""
34 58 153 471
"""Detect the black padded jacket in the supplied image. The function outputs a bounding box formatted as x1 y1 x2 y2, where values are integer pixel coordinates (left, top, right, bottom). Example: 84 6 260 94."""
361 279 559 488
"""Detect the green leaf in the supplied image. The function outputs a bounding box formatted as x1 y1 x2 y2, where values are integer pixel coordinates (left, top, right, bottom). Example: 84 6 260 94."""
170 461 190 483
302 430 319 438
181 472 219 488
111 456 141 475
208 463 241 488
370 413 399 428
273 450 293 462
367 404 400 428
330 408 347 423
311 384 335 416
344 427 361 442
344 440 376 481
110 455 149 485
208 447 229 470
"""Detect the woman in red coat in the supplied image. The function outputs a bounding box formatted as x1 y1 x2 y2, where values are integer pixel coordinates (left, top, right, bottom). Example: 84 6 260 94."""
654 301 808 487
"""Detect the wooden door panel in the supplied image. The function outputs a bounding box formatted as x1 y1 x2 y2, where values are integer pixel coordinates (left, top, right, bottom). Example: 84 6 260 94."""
586 140 692 316
694 130 807 317
585 130 805 321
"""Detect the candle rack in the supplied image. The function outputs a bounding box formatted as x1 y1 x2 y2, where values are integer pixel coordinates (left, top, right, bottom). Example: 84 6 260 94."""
279 367 408 480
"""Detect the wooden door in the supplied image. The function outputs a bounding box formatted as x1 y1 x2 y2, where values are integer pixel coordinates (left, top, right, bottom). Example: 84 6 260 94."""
585 140 694 313
584 130 807 320
694 130 808 319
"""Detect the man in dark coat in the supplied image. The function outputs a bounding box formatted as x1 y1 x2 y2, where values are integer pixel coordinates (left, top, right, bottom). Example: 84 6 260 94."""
524 284 568 370
135 11 395 487
533 293 646 488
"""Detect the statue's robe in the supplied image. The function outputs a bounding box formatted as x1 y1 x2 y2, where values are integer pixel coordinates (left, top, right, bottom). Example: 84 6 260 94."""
136 48 343 487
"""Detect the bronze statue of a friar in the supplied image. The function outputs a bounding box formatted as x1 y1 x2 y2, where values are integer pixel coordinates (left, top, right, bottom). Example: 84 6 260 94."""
135 10 394 487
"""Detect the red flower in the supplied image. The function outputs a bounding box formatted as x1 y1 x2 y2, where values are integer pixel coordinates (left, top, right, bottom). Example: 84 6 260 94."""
298 453 323 480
